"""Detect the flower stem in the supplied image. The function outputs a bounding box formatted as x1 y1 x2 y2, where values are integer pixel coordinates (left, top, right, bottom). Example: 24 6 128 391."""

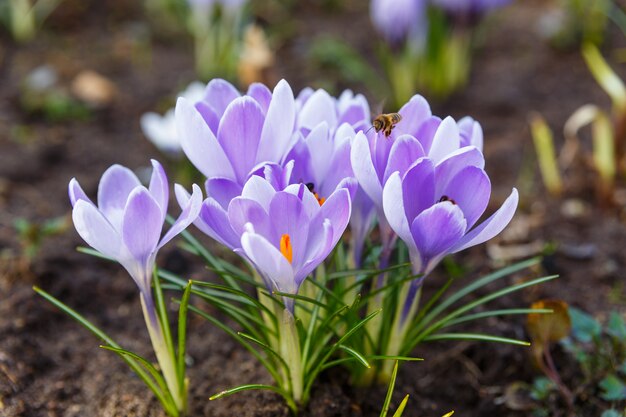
140 290 185 415
279 308 303 405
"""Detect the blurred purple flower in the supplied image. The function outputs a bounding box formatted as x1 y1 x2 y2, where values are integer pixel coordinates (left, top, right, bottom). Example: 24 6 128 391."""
370 0 427 45
68 160 203 294
432 0 512 15
175 79 296 206
176 176 351 311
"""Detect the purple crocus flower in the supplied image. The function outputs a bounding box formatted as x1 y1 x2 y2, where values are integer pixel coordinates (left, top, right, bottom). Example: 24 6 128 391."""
68 160 203 294
382 151 518 319
350 95 482 263
176 176 352 311
175 79 296 206
68 160 202 410
370 0 427 45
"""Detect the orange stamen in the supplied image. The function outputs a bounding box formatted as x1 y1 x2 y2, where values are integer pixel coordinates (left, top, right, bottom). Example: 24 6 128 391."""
314 193 326 206
280 234 293 264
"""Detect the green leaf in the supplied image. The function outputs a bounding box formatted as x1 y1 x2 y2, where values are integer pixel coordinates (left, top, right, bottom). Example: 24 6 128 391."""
210 384 298 413
380 361 399 417
391 395 409 417
608 312 626 341
338 345 370 369
176 281 192 391
568 307 601 343
423 333 531 346
600 374 626 401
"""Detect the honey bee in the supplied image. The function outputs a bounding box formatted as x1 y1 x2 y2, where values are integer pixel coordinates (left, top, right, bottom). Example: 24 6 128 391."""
366 113 402 138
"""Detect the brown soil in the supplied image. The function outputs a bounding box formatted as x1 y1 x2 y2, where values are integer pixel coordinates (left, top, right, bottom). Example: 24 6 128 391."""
2 1 626 416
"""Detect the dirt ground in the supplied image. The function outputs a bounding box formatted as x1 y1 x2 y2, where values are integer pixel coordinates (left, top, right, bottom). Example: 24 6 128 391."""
1 0 626 416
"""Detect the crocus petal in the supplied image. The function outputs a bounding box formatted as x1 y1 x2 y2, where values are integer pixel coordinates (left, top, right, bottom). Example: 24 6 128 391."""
176 97 236 180
257 79 296 163
122 187 162 266
72 200 121 259
397 95 432 136
247 83 272 115
382 172 416 253
228 197 271 238
441 166 491 229
435 146 485 194
428 116 461 163
351 131 383 207
411 202 467 264
297 218 334 284
241 175 277 211
205 177 243 209
298 89 337 131
268 192 310 267
314 187 351 249
241 231 296 295
68 178 92 206
202 78 241 117
451 188 519 253
194 101 221 134
97 164 141 231
217 97 265 183
402 158 436 223
305 122 332 183
383 134 426 183
148 159 169 220
458 116 483 151
158 184 203 250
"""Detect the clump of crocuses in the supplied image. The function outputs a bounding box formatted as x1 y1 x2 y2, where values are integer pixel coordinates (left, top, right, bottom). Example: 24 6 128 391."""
40 77 555 415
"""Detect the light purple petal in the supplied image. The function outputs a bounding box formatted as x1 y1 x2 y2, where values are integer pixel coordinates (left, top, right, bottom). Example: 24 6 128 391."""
241 175 277 211
351 131 383 208
97 164 141 231
158 184 203 250
451 188 519 253
241 230 296 295
205 177 243 210
247 83 272 114
298 89 337 131
458 116 483 151
201 78 241 117
428 116 461 163
228 197 271 237
314 187 351 249
122 187 162 267
72 199 121 259
305 122 332 183
383 134 426 183
194 101 220 134
297 218 334 285
402 158 436 223
268 192 310 267
217 97 265 183
257 79 296 163
284 183 321 220
396 95 432 136
435 146 485 193
411 202 467 264
176 97 236 180
382 172 416 254
148 159 169 221
68 178 92 206
414 116 441 154
441 166 490 229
